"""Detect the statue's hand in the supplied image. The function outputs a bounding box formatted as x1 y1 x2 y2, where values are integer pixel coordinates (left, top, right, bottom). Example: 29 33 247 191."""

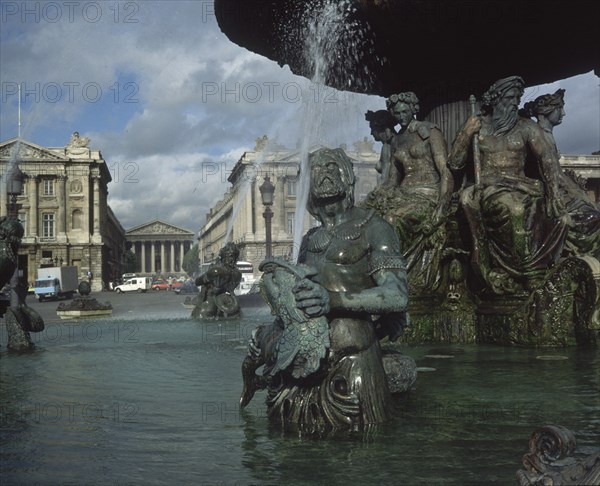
293 278 330 317
464 115 482 136
547 196 572 226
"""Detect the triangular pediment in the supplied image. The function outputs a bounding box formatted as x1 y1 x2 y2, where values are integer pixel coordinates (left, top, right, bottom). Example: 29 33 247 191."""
126 219 194 236
0 138 69 161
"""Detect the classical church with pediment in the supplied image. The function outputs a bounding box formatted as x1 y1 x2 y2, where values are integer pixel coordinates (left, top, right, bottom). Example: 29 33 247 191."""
126 220 195 275
0 136 126 292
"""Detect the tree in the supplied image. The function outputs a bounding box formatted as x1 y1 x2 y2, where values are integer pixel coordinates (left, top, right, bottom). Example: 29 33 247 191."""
123 250 138 274
182 243 199 277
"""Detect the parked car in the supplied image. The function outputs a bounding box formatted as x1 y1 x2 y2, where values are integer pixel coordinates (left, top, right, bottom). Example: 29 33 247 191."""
171 281 184 290
114 277 152 293
151 282 169 291
174 281 199 295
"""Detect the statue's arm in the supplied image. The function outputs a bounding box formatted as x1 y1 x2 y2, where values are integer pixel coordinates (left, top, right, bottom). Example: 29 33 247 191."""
379 143 392 181
526 124 566 219
430 128 453 219
448 115 480 171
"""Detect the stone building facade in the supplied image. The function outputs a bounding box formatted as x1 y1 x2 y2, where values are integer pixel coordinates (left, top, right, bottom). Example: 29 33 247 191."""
125 220 195 276
198 139 380 276
0 136 126 292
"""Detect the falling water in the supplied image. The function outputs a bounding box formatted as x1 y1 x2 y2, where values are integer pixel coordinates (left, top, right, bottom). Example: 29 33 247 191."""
224 148 268 245
220 0 378 261
291 0 378 261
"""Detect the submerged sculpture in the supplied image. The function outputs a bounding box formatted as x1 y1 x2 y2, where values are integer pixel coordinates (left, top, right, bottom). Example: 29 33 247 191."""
516 425 600 485
0 216 44 350
56 281 113 319
191 242 242 319
240 148 411 430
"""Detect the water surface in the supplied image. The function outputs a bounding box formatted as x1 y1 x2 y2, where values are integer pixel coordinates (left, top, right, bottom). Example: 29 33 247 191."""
1 310 599 485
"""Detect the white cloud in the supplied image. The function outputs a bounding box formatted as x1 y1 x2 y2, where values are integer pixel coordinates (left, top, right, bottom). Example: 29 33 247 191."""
1 1 598 236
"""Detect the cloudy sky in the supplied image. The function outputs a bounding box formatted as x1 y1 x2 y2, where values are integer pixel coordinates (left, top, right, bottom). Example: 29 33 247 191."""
1 1 598 235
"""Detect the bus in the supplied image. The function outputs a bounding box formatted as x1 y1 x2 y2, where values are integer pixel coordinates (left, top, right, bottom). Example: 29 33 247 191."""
235 261 257 295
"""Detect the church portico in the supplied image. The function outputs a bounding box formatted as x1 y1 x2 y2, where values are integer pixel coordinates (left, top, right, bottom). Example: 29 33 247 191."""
126 221 194 276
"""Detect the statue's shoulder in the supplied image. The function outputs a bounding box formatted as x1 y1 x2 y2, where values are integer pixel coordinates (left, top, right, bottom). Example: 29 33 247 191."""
413 120 440 140
516 116 540 133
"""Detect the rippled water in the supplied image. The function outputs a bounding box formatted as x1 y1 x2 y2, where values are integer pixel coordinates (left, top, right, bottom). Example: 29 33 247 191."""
1 310 599 485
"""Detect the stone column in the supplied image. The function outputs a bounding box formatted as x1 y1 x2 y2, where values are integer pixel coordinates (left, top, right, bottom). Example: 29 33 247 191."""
151 241 156 274
29 176 38 237
170 241 175 273
160 241 165 274
92 175 100 236
57 175 67 237
180 242 185 272
141 241 146 273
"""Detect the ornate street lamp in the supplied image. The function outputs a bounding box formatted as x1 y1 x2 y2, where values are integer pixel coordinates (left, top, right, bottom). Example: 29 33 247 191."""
259 175 275 259
6 165 25 309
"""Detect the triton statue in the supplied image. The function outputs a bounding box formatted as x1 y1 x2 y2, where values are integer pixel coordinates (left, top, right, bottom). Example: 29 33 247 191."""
240 148 411 430
191 242 242 319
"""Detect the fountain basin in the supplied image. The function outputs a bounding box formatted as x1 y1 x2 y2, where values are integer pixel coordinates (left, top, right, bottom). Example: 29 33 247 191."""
1 297 599 483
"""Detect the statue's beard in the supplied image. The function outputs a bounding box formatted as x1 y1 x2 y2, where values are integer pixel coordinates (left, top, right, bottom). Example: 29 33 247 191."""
311 175 345 202
492 103 518 135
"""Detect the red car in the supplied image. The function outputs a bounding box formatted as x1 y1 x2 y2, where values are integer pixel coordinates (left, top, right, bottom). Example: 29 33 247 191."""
151 282 169 291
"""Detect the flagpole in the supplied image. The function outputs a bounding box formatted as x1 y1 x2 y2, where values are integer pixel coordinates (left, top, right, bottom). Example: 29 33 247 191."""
18 83 21 138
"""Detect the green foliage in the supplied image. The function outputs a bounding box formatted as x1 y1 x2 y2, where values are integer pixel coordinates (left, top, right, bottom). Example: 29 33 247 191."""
182 243 199 277
124 250 138 273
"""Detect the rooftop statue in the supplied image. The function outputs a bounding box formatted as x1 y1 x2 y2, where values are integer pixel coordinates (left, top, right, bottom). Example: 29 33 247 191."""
520 89 600 258
191 242 242 319
449 76 568 294
365 92 453 291
240 147 412 430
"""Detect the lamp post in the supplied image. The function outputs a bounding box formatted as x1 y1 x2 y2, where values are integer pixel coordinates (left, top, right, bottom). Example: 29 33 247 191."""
259 175 275 259
6 166 25 309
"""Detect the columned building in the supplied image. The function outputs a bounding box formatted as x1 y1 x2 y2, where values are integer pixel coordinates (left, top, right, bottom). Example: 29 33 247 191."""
0 136 126 292
198 137 381 276
126 220 194 275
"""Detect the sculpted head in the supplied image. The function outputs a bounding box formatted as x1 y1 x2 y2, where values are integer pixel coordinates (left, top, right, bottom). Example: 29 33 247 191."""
307 147 355 217
386 92 419 128
365 109 396 142
219 242 240 267
481 76 525 134
521 89 566 127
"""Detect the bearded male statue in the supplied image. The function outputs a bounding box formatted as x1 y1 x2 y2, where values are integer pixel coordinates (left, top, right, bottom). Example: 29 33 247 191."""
240 147 410 431
449 76 569 294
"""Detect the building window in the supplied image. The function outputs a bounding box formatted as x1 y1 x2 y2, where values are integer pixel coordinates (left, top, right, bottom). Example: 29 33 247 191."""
287 179 297 197
72 209 82 230
43 179 55 196
18 212 27 236
42 213 55 238
287 211 295 235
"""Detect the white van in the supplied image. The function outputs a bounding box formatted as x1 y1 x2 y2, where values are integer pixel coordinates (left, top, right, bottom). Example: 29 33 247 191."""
114 277 152 293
